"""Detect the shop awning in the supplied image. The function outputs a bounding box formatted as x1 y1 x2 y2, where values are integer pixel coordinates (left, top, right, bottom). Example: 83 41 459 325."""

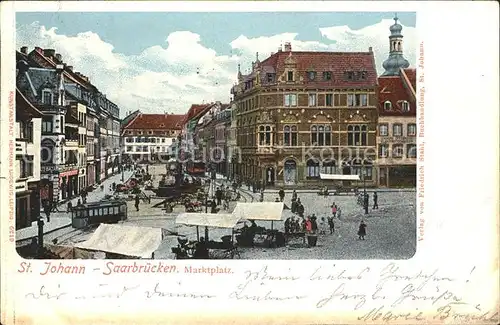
232 202 284 221
320 173 361 181
176 213 241 228
75 224 163 258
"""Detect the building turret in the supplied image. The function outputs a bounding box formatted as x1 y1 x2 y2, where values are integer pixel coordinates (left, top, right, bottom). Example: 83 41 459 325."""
381 15 410 76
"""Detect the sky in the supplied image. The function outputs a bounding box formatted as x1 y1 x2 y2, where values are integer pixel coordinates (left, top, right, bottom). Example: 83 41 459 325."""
16 12 416 117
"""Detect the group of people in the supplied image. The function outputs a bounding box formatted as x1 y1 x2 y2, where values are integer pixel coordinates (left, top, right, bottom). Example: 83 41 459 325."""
214 186 233 211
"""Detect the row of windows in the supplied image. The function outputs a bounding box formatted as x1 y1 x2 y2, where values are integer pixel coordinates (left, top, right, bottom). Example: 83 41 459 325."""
125 137 170 143
17 121 34 142
284 93 370 107
250 124 370 147
379 123 416 137
126 130 177 136
305 159 373 179
383 100 410 112
126 146 171 153
379 144 417 158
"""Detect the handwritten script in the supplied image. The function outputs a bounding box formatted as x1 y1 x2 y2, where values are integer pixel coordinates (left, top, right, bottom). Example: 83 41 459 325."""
22 263 498 323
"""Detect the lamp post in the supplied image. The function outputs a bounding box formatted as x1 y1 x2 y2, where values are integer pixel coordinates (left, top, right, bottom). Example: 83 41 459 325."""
362 167 368 215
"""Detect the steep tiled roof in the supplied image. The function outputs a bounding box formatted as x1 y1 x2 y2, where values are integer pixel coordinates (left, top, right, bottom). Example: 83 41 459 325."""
403 68 416 90
124 113 185 130
377 74 416 117
182 103 213 125
16 88 43 119
254 50 377 88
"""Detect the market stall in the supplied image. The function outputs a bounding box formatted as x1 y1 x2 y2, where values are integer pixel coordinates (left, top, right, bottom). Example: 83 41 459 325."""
232 202 286 248
174 213 242 259
74 224 163 259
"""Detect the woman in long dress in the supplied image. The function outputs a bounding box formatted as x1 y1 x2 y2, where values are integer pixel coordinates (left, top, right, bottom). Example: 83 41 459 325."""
357 220 367 240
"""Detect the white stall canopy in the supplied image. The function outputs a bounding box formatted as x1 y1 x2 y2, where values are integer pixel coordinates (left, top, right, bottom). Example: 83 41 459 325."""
320 173 361 181
232 202 284 221
176 213 241 229
75 224 163 258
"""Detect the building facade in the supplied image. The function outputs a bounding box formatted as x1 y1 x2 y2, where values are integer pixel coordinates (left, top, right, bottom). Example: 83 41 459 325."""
121 112 185 163
15 89 43 229
377 17 417 187
16 45 122 215
230 44 379 187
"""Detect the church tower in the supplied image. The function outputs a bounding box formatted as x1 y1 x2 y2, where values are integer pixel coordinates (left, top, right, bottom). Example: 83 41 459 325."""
381 15 410 76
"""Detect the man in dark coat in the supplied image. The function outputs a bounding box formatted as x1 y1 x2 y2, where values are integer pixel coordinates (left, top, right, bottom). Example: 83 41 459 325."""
373 191 379 209
278 188 285 202
135 194 140 211
215 187 222 206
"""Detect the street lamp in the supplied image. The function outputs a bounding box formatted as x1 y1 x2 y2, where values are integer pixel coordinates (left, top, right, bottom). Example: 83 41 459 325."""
362 166 368 215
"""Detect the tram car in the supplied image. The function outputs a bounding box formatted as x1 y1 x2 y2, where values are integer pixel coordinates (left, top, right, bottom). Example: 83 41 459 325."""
71 199 128 229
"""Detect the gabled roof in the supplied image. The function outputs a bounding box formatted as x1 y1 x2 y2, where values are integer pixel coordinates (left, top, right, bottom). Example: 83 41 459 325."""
16 88 43 119
377 68 417 117
182 103 213 125
124 113 185 130
248 50 378 88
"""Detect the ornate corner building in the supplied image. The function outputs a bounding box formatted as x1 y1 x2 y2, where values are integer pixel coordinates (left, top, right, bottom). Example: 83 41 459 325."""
377 17 417 187
230 43 379 187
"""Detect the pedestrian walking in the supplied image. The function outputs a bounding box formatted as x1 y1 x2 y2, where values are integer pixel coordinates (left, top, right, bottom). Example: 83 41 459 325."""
337 206 342 220
358 220 367 240
331 203 337 218
292 189 298 201
135 194 140 211
373 191 379 209
328 217 335 234
278 188 285 202
215 187 222 206
319 217 327 235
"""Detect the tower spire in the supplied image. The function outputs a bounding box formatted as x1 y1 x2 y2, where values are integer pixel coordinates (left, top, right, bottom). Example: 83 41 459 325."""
381 14 410 76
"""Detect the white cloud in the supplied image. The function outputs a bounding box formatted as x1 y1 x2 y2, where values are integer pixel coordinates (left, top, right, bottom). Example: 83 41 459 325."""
320 19 417 74
16 19 416 116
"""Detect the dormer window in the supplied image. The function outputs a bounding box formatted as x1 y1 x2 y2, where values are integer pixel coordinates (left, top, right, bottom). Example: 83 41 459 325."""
287 71 294 81
384 101 392 110
401 101 410 112
323 71 332 80
308 71 316 80
42 89 53 105
266 73 276 82
360 71 367 79
346 71 355 80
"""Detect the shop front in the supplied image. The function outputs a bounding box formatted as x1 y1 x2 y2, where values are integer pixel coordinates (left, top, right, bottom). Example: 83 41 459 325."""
60 169 79 200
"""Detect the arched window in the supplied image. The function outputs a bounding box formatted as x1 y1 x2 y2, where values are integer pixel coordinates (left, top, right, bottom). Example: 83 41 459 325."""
290 125 298 146
363 159 373 180
311 125 318 144
318 126 324 146
401 100 410 112
306 159 320 178
284 126 290 145
361 125 367 146
259 126 265 145
283 125 297 146
311 124 331 146
348 125 353 146
352 158 362 176
40 139 55 164
321 159 336 174
384 101 392 111
397 42 402 51
348 125 368 146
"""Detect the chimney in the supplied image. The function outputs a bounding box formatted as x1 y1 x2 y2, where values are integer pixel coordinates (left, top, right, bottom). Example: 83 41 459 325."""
284 42 292 52
20 46 28 54
35 47 43 54
43 49 56 58
67 66 73 72
277 45 282 52
55 53 62 62
368 46 373 52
